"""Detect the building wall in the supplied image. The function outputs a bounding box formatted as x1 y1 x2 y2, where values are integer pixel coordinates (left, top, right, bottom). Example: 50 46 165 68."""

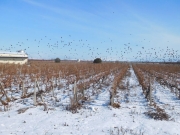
0 57 28 64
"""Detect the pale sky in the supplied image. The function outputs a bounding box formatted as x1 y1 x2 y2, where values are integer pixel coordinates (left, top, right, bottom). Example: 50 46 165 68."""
0 0 180 61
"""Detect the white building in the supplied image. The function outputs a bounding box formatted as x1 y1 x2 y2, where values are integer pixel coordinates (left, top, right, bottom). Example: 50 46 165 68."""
0 50 28 64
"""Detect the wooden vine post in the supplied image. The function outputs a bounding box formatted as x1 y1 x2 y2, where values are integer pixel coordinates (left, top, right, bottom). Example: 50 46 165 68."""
33 78 37 106
149 83 152 106
73 81 77 103
82 76 85 98
149 76 154 106
110 89 114 106
52 77 54 97
22 81 25 97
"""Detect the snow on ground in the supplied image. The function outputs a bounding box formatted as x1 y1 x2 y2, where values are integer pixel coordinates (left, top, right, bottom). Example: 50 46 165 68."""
153 82 180 122
0 67 180 135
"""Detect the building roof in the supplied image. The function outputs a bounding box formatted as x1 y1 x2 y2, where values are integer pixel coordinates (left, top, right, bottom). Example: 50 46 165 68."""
0 50 28 58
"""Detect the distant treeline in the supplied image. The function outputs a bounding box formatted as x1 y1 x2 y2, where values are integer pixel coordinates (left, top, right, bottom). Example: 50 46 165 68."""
130 61 180 65
28 59 180 65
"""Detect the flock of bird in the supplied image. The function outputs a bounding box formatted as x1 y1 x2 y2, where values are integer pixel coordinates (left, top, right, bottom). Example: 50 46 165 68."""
1 35 180 62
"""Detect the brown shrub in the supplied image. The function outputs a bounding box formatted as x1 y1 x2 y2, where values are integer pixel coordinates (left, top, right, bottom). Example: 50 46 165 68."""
145 111 169 120
112 103 120 108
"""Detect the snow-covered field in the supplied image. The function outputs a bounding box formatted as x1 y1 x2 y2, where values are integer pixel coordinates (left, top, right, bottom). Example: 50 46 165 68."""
0 67 180 135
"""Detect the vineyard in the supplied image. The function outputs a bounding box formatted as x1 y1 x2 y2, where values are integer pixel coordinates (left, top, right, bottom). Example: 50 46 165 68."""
0 61 180 135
